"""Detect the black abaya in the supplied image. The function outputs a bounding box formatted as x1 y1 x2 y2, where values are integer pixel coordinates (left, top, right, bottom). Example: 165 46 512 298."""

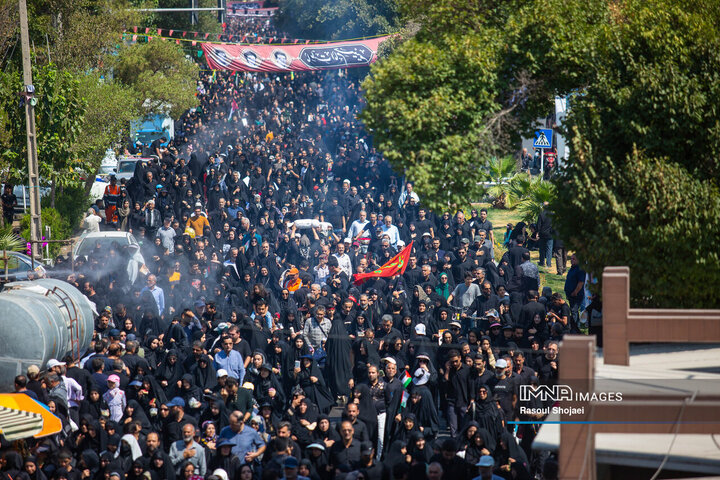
324 317 353 398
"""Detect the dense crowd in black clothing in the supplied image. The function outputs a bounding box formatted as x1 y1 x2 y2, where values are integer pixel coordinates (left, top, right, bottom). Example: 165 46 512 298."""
0 15 584 480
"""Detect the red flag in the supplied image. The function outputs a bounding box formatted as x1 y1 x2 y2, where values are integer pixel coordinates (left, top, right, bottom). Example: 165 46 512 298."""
204 33 210 39
183 31 187 37
281 37 287 43
293 39 299 44
169 30 174 36
157 29 162 36
305 40 310 44
241 35 247 42
352 242 413 285
148 36 153 41
192 41 197 46
132 35 137 42
194 32 198 38
176 39 180 44
217 34 222 40
145 27 150 34
133 26 138 33
228 35 234 41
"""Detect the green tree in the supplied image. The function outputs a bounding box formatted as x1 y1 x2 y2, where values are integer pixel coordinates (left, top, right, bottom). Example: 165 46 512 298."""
277 0 399 40
516 176 555 224
554 142 720 308
113 39 199 118
551 0 720 307
0 64 86 206
75 73 142 192
362 34 503 211
363 0 720 306
485 156 518 209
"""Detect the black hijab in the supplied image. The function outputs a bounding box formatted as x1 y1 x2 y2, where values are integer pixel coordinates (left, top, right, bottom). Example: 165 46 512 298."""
324 317 353 398
190 354 218 392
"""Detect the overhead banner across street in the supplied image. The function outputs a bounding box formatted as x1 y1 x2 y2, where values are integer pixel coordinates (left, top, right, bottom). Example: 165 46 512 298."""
201 36 390 72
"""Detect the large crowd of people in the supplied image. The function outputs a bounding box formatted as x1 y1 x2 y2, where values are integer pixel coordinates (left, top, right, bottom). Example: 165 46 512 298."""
0 14 589 480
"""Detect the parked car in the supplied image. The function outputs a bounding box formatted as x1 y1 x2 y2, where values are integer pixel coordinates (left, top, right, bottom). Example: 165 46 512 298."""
1 184 51 215
0 251 48 284
73 231 146 284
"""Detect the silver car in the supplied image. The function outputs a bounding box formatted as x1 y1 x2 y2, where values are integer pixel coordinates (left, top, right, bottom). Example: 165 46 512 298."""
0 251 48 283
73 231 146 284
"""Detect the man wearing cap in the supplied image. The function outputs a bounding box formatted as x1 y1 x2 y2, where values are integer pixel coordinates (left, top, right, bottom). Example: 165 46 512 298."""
47 359 85 424
187 202 210 238
357 441 385 480
25 365 48 403
164 396 199 446
487 358 517 430
472 455 503 480
280 455 309 480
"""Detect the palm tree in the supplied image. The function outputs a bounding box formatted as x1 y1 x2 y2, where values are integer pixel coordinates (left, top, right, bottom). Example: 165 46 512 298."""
485 156 518 208
517 177 556 223
0 230 24 278
508 172 533 205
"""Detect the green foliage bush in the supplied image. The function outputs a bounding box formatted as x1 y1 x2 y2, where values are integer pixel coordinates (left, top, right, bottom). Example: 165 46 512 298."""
21 207 71 258
553 144 720 308
50 185 90 232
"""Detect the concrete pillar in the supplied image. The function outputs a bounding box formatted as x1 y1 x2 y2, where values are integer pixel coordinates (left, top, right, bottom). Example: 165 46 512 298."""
602 267 630 365
559 335 596 480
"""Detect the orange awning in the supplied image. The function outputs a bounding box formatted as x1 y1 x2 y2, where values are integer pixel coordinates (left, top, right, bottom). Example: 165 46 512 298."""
0 393 62 439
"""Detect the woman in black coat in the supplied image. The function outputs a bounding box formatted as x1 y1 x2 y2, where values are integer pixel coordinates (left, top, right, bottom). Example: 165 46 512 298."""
294 356 334 414
324 317 353 399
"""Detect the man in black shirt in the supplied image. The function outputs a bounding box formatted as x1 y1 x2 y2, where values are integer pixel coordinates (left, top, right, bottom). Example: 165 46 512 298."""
536 203 554 268
440 349 475 437
471 354 494 392
487 358 516 430
330 420 361 469
508 236 530 269
474 208 494 247
2 185 17 225
466 281 500 325
414 208 434 238
548 293 571 333
519 290 547 330
321 196 346 235
564 254 586 331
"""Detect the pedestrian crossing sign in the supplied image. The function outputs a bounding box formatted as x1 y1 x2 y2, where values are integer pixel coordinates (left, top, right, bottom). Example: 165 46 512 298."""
533 129 553 149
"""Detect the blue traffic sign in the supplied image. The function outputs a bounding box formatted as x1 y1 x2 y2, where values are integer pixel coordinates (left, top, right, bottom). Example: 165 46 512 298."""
533 129 553 149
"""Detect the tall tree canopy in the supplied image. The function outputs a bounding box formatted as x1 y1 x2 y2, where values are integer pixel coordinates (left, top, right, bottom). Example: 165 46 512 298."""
361 0 720 307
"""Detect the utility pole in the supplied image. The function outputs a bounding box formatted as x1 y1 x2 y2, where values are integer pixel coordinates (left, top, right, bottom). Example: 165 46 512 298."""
18 0 42 259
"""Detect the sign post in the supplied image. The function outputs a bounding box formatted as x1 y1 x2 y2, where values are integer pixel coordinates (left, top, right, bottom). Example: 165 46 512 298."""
533 128 553 177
